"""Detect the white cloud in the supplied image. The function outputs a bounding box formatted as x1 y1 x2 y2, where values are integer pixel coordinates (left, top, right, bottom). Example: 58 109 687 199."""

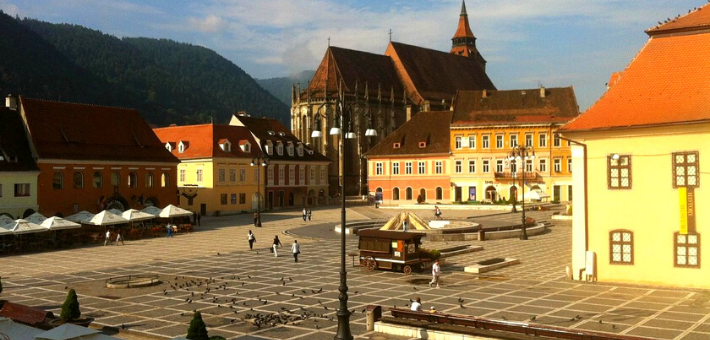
0 1 21 17
188 14 227 32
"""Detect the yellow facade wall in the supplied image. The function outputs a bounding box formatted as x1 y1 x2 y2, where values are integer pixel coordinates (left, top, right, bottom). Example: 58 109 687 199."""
566 123 710 288
0 172 39 218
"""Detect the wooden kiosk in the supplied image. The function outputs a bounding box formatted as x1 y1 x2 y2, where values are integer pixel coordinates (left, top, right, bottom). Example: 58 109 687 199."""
358 229 427 274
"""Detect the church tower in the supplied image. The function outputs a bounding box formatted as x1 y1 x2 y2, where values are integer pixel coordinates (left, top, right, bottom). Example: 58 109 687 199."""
450 0 486 70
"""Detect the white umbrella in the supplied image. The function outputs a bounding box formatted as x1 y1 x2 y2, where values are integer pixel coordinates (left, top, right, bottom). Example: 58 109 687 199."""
8 219 47 235
141 206 162 216
108 208 123 215
24 212 48 225
0 224 12 236
40 216 81 231
65 211 96 224
121 209 156 222
88 211 128 226
0 215 14 226
159 204 193 218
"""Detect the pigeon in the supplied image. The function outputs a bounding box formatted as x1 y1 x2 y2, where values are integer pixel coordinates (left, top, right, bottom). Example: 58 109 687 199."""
612 324 617 329
217 252 220 256
413 286 418 290
501 316 507 320
289 277 293 281
530 315 536 321
458 297 464 303
599 320 603 324
459 304 465 308
361 308 366 313
121 324 126 329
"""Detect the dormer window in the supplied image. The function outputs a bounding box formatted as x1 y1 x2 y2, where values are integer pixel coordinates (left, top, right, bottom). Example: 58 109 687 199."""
265 141 273 155
267 131 275 136
239 140 251 153
419 142 427 148
218 139 231 152
165 142 176 152
178 141 189 153
287 142 294 156
393 143 401 149
278 131 286 136
277 142 284 156
297 143 304 157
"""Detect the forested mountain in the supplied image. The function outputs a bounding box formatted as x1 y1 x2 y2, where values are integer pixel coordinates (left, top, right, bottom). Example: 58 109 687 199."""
0 11 289 126
256 70 315 106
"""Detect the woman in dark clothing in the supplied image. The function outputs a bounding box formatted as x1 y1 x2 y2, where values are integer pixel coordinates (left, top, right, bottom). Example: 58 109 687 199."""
272 235 282 257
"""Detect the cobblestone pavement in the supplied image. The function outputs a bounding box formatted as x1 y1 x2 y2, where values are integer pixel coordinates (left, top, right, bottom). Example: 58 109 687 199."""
1 205 710 340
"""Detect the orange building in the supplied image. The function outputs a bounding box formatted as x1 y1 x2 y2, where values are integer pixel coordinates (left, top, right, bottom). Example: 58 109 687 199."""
17 97 179 217
365 111 453 204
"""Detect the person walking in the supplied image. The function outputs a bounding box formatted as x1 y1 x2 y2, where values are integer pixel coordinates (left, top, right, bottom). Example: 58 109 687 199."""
434 206 442 220
167 224 173 238
115 232 125 246
429 259 441 288
307 209 312 221
410 297 422 311
302 208 307 221
291 240 300 262
196 213 201 226
272 235 282 257
104 230 111 246
253 212 258 227
248 230 256 250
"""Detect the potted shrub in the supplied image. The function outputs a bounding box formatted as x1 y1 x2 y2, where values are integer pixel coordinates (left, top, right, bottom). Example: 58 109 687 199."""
53 289 93 327
187 311 209 340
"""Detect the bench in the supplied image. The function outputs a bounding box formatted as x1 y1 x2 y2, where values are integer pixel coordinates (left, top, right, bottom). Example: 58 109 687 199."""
387 308 656 340
348 252 359 267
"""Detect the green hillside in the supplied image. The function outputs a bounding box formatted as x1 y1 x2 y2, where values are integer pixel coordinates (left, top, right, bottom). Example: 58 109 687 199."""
256 70 315 106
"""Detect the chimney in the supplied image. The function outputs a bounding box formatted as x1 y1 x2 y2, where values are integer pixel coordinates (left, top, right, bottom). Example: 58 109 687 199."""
406 105 412 122
540 86 546 98
5 95 17 110
482 89 487 98
237 110 249 117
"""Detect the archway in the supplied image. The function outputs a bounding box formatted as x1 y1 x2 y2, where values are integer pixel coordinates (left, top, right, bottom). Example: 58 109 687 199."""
405 187 413 201
509 186 518 203
418 188 426 203
392 187 400 200
144 197 159 208
288 192 294 206
106 196 129 211
22 208 36 218
485 186 497 202
307 190 315 206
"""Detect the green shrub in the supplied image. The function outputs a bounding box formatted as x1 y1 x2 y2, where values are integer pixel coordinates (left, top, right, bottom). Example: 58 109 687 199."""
209 337 226 340
60 289 81 321
0 276 3 294
429 249 441 260
187 311 209 340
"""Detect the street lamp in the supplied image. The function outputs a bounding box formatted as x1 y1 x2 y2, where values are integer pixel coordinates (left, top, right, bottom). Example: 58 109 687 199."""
507 145 535 240
250 156 269 227
312 98 365 340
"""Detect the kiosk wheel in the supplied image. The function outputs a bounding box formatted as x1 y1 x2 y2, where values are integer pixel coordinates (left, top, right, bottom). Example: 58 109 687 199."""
364 257 377 271
403 265 412 275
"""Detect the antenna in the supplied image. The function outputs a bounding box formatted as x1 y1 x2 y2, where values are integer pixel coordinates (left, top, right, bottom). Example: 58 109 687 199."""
388 29 392 42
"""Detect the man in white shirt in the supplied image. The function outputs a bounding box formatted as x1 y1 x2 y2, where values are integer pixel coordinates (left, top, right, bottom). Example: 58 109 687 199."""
429 259 441 288
410 297 422 311
104 230 111 246
291 240 300 262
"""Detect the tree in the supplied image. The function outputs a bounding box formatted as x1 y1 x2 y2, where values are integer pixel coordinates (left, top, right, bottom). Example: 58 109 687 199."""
60 289 81 321
186 311 209 340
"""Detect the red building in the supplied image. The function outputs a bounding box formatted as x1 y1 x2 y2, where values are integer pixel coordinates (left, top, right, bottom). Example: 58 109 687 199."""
17 96 179 216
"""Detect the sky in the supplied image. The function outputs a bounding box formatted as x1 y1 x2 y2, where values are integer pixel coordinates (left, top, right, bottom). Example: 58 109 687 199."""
0 0 705 112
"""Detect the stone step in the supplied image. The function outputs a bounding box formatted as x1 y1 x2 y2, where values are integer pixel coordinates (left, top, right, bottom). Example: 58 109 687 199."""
464 257 520 273
440 245 483 258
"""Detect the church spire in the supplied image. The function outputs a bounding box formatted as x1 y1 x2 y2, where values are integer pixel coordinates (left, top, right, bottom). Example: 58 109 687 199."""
450 0 486 70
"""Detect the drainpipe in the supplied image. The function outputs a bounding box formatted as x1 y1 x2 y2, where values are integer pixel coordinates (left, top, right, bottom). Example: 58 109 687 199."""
559 135 588 280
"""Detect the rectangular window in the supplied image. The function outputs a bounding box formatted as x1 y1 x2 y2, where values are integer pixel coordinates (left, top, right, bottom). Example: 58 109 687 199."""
231 193 237 204
376 163 383 175
455 136 462 149
482 135 490 149
392 163 400 175
196 169 203 182
610 230 633 264
220 194 228 205
525 134 533 147
554 133 561 147
496 160 504 173
289 168 295 184
539 134 547 147
299 168 305 184
568 158 572 173
510 134 518 147
482 160 490 173
254 169 259 184
229 169 237 182
496 135 504 148
540 159 547 172
240 169 246 183
675 233 700 268
554 158 562 172
510 160 517 173
278 168 285 185
239 193 246 204
455 160 462 173
526 159 533 172
320 168 326 185
14 183 30 197
179 169 186 182
218 169 226 182
418 162 425 174
405 162 412 175
608 155 631 189
673 151 699 188
468 135 476 149
435 161 443 174
267 168 274 185
469 160 476 173
310 168 315 183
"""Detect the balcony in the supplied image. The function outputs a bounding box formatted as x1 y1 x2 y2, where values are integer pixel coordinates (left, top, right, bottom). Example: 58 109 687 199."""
494 172 543 182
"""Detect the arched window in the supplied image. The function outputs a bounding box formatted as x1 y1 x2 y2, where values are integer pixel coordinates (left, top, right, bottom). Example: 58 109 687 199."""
162 173 170 187
128 172 138 188
393 187 400 200
111 172 120 187
73 172 83 189
436 187 443 200
145 172 154 188
405 187 413 200
93 172 103 189
419 188 426 202
53 171 64 189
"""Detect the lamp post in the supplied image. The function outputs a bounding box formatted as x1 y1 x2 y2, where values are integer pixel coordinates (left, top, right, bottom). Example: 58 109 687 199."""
250 156 269 227
312 99 370 340
507 145 535 240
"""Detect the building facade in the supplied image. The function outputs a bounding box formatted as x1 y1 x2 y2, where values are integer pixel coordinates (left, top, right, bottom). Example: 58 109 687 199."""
17 96 179 217
560 7 710 288
291 0 495 196
230 114 330 209
450 88 579 204
0 102 39 219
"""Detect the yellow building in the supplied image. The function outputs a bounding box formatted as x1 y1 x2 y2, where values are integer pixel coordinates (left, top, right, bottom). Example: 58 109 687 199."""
450 88 579 203
560 8 710 288
0 101 39 219
154 124 261 216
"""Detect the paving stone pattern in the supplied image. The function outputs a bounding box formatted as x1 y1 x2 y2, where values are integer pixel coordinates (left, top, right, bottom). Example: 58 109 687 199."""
1 206 709 340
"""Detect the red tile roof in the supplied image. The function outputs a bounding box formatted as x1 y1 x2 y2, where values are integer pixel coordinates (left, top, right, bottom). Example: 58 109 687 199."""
153 124 258 160
452 1 475 40
452 87 579 125
19 97 178 163
365 111 452 157
646 4 710 36
561 25 710 132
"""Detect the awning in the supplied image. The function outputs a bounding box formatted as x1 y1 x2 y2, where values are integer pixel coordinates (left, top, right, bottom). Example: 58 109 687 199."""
527 190 551 201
